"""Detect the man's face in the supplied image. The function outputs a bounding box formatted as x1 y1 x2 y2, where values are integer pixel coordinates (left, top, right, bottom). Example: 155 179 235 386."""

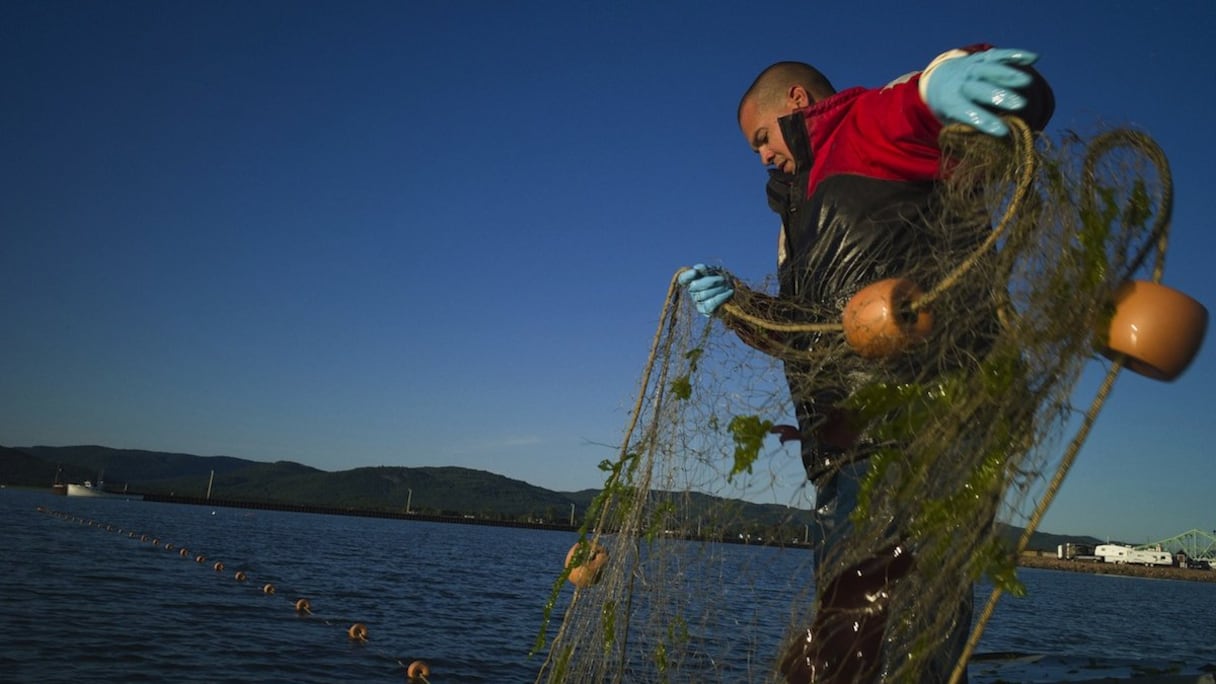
739 96 797 174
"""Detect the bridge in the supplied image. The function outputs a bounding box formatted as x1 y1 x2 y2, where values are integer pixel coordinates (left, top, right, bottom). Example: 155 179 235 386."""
1134 529 1216 562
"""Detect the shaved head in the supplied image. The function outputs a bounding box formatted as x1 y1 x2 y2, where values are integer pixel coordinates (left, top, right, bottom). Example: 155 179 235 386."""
738 61 836 122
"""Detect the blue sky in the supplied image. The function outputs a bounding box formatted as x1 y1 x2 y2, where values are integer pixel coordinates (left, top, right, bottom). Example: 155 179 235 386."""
2 1 1213 544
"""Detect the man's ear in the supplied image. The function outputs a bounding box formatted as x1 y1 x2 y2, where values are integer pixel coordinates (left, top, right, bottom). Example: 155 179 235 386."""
786 85 812 109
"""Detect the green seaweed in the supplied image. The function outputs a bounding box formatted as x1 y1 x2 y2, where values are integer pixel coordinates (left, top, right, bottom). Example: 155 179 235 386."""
727 414 774 480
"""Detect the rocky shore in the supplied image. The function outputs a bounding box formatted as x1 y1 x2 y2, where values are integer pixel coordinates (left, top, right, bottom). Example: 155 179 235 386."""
1018 550 1216 583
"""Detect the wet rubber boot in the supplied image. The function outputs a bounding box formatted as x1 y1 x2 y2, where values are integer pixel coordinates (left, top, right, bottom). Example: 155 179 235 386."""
780 547 914 683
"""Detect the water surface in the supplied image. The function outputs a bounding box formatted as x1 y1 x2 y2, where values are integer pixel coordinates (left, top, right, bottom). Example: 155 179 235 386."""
3 489 1213 682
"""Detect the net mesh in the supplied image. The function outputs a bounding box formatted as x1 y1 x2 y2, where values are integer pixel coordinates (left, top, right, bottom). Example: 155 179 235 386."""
535 120 1172 683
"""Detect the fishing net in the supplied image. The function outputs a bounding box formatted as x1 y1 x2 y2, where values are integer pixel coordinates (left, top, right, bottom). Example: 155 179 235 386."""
535 119 1176 683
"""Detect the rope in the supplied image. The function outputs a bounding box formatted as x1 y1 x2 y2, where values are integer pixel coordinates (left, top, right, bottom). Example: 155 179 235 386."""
948 356 1125 684
543 120 1174 683
680 118 1174 681
947 128 1174 684
1083 129 1172 283
714 117 1039 334
534 273 688 682
915 118 1036 311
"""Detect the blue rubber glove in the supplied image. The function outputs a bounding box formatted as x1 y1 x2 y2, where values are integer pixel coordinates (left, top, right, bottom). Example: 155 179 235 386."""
924 48 1038 137
678 264 735 317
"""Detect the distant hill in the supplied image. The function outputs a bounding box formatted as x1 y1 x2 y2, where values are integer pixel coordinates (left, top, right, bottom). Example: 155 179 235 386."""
2 444 581 519
0 444 1099 549
12 444 256 483
0 445 95 488
997 526 1102 553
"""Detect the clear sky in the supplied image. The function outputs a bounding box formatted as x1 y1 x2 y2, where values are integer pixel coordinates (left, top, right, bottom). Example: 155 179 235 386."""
3 1 1213 544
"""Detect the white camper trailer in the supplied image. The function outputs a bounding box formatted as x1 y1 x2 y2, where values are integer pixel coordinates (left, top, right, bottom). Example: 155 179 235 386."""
1094 544 1173 566
1095 543 1131 563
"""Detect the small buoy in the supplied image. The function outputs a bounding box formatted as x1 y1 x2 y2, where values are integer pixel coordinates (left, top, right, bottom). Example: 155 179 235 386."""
234 570 247 582
129 532 136 538
213 561 225 572
347 623 368 641
164 543 174 551
564 541 609 588
295 598 312 614
195 554 206 563
151 538 159 546
407 660 431 681
1104 280 1208 381
262 583 276 595
179 548 190 558
842 278 933 359
140 534 149 542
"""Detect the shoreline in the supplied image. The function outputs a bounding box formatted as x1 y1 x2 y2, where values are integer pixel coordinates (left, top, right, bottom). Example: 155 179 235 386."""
1018 551 1216 584
26 487 1216 581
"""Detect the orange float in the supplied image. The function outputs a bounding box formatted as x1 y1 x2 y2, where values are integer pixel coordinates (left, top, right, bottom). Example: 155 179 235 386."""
195 554 206 563
213 561 225 572
1104 280 1207 381
262 583 276 595
295 598 312 614
234 571 247 582
407 660 431 681
179 548 190 558
842 278 934 360
347 623 368 641
564 541 608 588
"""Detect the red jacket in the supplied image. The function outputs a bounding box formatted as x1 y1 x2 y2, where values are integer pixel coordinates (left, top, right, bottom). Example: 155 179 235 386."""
733 53 1053 475
775 66 1053 310
803 79 945 195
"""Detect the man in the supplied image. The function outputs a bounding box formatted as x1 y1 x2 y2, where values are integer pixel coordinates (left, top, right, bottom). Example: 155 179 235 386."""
680 47 1054 682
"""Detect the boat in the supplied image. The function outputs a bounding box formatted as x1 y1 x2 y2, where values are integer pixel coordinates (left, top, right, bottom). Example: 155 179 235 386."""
65 478 143 501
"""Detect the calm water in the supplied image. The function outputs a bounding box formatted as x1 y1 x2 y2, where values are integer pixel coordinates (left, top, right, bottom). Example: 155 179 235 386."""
2 488 1213 683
